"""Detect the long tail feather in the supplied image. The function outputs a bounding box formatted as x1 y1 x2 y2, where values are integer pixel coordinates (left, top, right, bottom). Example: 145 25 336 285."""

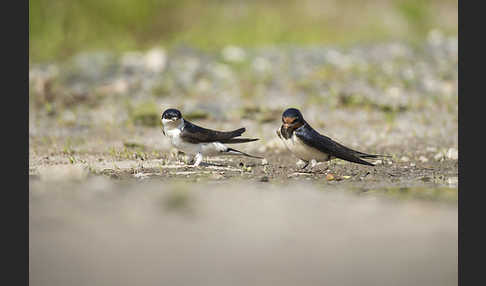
225 148 264 159
222 138 259 144
358 153 392 159
227 127 246 137
351 152 391 166
338 143 391 160
353 158 375 166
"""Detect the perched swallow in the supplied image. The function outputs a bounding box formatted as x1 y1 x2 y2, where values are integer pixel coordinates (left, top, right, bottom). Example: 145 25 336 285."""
276 108 388 169
161 108 263 166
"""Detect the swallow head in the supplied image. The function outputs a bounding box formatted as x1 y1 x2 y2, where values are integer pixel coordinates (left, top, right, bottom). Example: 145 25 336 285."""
280 108 305 139
161 108 183 128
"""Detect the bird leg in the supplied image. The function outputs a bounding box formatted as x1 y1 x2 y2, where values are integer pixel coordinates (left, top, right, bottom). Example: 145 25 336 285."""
300 159 319 173
300 160 310 170
193 153 203 167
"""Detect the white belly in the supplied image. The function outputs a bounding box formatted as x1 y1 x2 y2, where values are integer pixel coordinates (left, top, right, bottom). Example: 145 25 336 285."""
170 135 200 155
281 133 331 162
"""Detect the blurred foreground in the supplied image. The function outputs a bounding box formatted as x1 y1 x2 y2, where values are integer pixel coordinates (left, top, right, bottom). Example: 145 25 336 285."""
30 178 457 286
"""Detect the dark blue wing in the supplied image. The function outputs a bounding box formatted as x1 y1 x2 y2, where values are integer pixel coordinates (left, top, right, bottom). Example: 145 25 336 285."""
294 124 375 166
181 120 258 144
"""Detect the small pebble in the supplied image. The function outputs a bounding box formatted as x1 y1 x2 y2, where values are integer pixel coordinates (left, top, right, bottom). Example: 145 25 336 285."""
144 48 167 73
426 147 437 152
400 156 410 162
296 160 307 168
288 172 312 178
419 156 429 163
447 176 458 185
222 45 246 63
446 148 458 160
133 172 150 179
434 152 444 161
326 173 335 181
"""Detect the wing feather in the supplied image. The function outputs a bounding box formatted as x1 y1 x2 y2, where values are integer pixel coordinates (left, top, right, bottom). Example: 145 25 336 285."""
294 124 375 166
181 120 257 144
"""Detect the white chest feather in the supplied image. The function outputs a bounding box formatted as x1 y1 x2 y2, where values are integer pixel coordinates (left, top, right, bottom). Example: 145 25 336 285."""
166 128 195 151
280 133 331 162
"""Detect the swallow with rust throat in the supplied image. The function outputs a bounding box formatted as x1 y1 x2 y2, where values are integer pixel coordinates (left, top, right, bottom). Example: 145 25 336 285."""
276 108 388 169
161 108 263 166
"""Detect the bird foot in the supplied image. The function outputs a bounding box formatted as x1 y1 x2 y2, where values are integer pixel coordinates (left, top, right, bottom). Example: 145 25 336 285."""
297 159 309 169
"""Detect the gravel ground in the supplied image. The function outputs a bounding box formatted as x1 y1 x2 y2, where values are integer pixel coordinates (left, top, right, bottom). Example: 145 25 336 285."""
29 31 457 286
29 31 458 185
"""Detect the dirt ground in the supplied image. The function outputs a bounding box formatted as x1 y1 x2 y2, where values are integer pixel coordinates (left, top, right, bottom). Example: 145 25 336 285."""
29 148 458 190
28 115 458 202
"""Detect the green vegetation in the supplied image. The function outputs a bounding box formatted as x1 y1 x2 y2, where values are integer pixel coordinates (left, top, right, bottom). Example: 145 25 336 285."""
30 0 457 63
130 101 160 126
184 110 210 120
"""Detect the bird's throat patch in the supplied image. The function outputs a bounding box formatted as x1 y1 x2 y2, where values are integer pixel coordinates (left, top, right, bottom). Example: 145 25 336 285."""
281 117 303 139
280 125 293 139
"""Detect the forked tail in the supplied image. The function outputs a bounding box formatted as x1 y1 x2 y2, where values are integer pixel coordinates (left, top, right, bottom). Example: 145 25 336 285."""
225 147 264 159
226 127 246 138
223 138 259 144
357 153 392 159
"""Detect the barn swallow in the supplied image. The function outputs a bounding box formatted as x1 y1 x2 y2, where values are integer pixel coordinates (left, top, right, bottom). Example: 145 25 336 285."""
161 108 263 166
276 108 388 169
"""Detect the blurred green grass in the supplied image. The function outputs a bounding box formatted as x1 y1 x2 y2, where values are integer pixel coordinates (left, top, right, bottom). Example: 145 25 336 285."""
29 0 457 63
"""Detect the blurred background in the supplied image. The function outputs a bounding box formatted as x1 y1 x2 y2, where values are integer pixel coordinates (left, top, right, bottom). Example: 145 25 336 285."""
30 0 457 63
29 0 458 144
